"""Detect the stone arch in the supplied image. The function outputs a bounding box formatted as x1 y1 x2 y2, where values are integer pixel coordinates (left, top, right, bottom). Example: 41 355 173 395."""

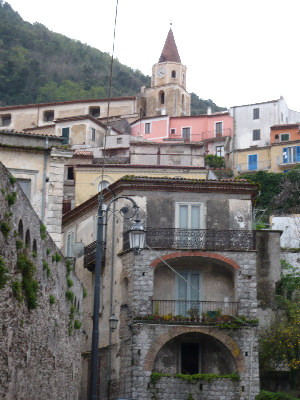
25 229 30 248
143 325 245 373
18 219 24 239
150 251 240 271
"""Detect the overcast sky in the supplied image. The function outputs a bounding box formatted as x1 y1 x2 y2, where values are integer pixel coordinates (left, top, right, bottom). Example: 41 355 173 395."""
6 0 300 111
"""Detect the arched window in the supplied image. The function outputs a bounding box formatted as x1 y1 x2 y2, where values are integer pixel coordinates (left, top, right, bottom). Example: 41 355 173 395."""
171 70 176 78
18 220 24 239
182 94 185 110
25 229 30 248
98 180 109 192
159 90 165 105
32 239 37 253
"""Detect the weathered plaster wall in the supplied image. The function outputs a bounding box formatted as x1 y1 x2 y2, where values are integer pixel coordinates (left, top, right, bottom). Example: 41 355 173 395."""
0 161 83 400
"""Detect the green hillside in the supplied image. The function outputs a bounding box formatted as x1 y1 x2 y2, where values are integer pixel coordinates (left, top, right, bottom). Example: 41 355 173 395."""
0 1 226 114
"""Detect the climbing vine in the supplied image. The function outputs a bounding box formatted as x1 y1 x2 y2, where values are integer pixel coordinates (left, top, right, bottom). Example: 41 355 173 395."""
0 255 9 289
16 252 39 309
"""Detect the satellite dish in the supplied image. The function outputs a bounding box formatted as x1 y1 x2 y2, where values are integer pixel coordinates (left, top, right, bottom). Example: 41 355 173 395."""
73 242 85 258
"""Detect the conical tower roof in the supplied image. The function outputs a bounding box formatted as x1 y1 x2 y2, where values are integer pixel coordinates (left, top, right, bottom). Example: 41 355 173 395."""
158 28 181 63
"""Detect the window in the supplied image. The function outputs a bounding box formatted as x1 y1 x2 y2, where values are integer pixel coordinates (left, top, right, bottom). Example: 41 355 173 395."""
281 133 290 142
91 128 96 142
182 127 191 141
98 180 109 192
17 179 31 200
215 122 223 137
171 70 176 78
181 343 200 374
62 127 70 144
253 129 260 141
1 114 11 127
43 110 54 122
170 128 176 135
159 90 165 105
253 108 260 119
176 202 204 229
66 230 75 257
248 154 258 171
176 271 201 316
117 137 122 144
181 94 185 110
89 107 100 118
145 123 151 134
283 146 300 164
216 146 224 157
275 134 279 142
67 166 74 180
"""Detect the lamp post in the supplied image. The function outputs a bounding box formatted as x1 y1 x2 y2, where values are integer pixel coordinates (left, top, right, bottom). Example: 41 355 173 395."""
90 193 146 400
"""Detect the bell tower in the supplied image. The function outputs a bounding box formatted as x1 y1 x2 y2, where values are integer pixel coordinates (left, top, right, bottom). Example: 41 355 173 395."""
143 28 191 118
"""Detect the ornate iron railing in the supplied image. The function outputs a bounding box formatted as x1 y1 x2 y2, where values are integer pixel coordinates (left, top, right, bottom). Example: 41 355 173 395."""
123 228 255 251
152 299 238 317
83 241 105 271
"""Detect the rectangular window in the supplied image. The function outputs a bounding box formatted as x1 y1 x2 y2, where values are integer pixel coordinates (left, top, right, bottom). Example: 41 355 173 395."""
89 106 100 118
43 110 54 122
91 128 96 142
66 231 75 257
181 343 200 374
283 146 300 163
1 114 11 127
145 123 151 134
253 108 260 119
67 166 74 180
216 146 224 157
253 129 260 141
62 127 70 144
170 128 176 135
176 271 201 316
248 154 258 171
117 138 122 144
17 178 31 200
215 122 223 136
281 133 290 141
182 127 191 141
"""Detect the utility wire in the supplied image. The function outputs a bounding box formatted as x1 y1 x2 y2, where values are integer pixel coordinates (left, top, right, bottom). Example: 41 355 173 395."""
101 0 119 183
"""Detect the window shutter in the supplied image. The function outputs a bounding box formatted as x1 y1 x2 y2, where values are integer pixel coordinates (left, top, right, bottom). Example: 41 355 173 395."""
296 146 300 162
283 147 288 163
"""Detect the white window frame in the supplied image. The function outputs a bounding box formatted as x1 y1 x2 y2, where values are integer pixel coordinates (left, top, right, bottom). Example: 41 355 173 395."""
175 202 205 229
214 121 223 137
280 133 290 142
66 230 75 257
215 146 224 157
145 122 151 134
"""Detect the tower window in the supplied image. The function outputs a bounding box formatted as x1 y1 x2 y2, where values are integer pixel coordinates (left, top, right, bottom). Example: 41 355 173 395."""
171 70 176 78
182 94 185 110
159 91 165 105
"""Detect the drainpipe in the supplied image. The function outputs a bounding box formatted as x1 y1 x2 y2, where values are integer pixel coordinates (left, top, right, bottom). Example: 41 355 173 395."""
41 138 49 223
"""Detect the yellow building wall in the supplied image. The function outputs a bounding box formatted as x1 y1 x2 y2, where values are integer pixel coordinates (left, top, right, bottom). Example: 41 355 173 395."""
230 148 271 175
270 142 300 172
74 167 207 206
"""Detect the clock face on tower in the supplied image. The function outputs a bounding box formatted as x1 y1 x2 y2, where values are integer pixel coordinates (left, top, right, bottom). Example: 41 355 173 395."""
157 67 166 78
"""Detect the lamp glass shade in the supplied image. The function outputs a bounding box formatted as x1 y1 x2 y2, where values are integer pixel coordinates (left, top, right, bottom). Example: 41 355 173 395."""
109 314 119 331
129 220 146 253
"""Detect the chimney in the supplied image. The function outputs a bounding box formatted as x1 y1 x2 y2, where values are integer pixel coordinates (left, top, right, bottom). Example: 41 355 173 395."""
207 107 212 115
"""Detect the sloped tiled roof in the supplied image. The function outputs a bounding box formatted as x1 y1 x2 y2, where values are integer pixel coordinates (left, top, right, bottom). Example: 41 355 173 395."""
159 28 181 63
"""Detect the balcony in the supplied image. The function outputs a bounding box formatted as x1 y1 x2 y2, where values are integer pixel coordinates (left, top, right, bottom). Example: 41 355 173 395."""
236 160 270 173
167 128 232 143
83 241 105 271
151 299 238 318
123 228 255 252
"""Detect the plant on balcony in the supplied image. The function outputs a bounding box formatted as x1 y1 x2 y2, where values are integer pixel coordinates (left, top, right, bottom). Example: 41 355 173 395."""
187 308 200 322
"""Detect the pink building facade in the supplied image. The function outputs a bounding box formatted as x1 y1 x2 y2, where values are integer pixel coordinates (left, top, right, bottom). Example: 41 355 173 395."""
131 112 233 156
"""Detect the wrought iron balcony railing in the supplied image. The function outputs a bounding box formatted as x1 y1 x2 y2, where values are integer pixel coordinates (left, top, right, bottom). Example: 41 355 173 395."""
123 228 255 251
83 241 105 271
151 299 238 318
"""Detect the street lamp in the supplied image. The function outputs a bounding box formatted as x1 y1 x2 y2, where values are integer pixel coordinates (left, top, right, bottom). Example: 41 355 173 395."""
90 194 146 400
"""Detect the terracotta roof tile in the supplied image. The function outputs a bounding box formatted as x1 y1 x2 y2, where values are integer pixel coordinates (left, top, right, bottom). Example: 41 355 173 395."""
159 28 181 63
